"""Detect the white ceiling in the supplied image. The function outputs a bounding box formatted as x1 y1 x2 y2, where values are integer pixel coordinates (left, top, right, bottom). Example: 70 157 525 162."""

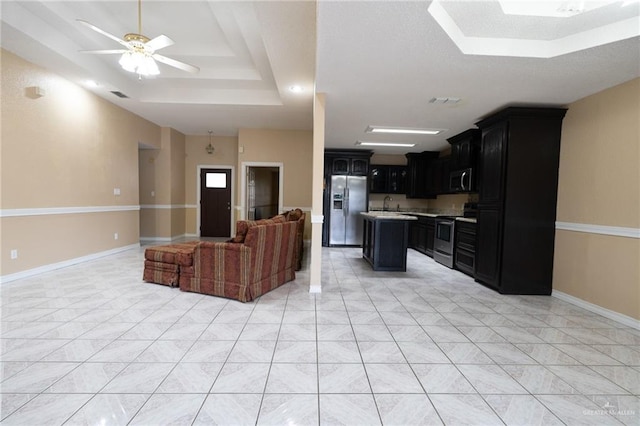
2 1 639 155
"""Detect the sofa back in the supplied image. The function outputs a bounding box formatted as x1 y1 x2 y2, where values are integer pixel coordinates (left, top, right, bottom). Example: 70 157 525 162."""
243 220 297 285
231 215 286 243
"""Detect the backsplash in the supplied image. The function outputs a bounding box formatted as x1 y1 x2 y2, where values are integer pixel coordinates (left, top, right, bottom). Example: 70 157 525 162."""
369 193 472 215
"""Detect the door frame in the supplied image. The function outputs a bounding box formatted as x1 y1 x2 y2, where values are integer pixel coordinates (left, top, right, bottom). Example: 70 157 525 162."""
196 164 235 237
240 162 284 220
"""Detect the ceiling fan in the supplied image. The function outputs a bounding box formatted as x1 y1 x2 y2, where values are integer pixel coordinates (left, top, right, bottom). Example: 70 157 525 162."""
77 0 199 77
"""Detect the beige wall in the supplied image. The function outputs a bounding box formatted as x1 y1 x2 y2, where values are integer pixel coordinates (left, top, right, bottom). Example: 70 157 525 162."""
238 129 313 208
553 78 640 320
1 50 159 277
138 127 186 240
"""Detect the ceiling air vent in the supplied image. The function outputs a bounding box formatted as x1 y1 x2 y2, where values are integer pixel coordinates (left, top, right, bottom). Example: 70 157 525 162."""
110 91 129 99
429 97 460 104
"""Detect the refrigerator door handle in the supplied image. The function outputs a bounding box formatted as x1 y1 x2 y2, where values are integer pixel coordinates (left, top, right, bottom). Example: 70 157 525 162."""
344 187 349 216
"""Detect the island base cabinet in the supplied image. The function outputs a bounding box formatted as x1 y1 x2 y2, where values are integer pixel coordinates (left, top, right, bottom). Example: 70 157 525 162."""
362 217 410 271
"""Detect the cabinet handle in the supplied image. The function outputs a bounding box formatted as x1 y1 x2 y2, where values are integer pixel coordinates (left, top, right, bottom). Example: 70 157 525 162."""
344 188 349 217
461 171 467 191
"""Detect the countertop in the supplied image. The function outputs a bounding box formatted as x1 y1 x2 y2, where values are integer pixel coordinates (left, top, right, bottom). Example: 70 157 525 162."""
360 211 418 220
456 217 477 224
368 209 463 218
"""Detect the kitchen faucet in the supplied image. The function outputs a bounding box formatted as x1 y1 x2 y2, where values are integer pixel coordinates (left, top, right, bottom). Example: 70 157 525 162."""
383 195 392 211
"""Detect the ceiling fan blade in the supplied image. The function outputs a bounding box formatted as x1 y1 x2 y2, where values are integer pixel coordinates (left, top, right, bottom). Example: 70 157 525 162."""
79 49 128 55
153 54 200 74
77 19 129 48
146 35 174 52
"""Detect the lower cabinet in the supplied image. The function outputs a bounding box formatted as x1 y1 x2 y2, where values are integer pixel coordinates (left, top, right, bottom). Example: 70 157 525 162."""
474 207 502 290
454 220 476 277
408 216 435 257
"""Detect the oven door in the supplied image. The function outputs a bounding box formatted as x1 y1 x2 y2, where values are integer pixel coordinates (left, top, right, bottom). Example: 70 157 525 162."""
434 219 455 268
434 219 454 253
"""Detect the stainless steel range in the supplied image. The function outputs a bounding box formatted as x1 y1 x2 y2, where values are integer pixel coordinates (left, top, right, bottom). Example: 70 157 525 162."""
433 217 456 268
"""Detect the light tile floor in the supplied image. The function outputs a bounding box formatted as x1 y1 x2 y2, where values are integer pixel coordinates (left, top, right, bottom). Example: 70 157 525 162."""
1 246 639 425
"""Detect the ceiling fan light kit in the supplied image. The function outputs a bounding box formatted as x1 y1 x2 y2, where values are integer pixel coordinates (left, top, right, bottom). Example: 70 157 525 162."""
77 0 199 77
118 50 159 76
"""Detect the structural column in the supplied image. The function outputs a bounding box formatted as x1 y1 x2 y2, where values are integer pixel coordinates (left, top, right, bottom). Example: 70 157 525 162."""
309 93 326 293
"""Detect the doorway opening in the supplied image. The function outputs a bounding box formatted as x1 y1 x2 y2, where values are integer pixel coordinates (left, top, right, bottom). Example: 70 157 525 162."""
242 163 283 221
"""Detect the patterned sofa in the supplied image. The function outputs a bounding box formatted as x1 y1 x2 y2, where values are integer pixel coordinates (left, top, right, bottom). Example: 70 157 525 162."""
179 219 298 302
142 241 199 287
284 208 306 271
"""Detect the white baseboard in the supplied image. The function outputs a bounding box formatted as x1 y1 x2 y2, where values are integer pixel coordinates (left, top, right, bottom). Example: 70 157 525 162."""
552 290 640 330
140 237 173 243
0 243 140 285
140 234 194 244
309 284 322 293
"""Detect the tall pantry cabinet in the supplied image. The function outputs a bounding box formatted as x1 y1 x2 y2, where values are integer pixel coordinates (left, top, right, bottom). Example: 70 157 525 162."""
475 107 567 295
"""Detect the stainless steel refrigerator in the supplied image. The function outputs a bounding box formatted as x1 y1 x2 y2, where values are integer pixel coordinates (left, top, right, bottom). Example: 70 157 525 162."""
329 175 367 245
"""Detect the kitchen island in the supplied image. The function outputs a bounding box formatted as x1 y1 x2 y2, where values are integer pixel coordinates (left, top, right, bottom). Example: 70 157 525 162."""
361 212 417 271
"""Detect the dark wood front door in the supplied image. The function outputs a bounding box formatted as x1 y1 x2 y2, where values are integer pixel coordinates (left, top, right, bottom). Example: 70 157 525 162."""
200 168 231 237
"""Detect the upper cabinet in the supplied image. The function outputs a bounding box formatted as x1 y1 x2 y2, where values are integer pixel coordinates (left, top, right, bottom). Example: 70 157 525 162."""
447 129 481 193
370 165 406 194
405 151 440 198
329 154 370 176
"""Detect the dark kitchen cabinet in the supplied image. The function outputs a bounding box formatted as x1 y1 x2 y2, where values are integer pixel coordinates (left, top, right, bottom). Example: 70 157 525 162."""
448 129 481 193
331 157 369 176
405 151 439 198
362 215 412 271
455 220 477 277
475 207 502 287
370 165 407 194
409 216 435 257
425 218 435 257
475 107 567 295
435 157 452 194
331 158 350 175
388 166 407 193
448 129 480 171
370 166 388 193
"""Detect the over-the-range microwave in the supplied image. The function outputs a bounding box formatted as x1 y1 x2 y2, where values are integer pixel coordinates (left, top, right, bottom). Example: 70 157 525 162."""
450 168 473 193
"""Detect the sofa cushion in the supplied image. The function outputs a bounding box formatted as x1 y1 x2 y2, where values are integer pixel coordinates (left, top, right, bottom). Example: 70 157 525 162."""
285 208 303 222
144 241 199 266
231 215 286 243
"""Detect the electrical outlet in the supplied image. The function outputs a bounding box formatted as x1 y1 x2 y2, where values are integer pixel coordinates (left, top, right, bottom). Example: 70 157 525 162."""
151 190 155 197
114 233 118 240
113 188 121 196
10 249 18 260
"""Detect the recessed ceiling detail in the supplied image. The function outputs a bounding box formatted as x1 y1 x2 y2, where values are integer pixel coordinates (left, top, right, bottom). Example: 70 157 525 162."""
0 0 315 135
428 0 640 58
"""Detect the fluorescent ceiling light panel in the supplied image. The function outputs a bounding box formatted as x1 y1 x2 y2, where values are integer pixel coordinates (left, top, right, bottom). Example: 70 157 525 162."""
366 126 443 135
356 141 416 147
